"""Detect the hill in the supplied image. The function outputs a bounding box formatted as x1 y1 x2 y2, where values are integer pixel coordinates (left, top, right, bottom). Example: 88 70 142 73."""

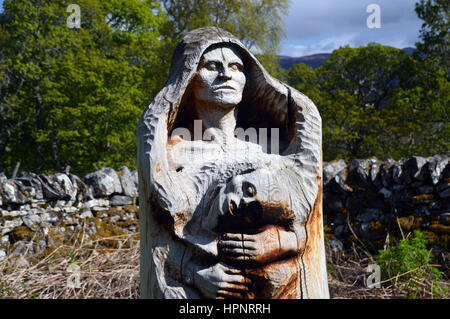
279 47 416 69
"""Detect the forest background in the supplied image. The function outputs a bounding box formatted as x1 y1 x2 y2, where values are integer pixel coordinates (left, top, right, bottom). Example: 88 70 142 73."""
0 0 448 177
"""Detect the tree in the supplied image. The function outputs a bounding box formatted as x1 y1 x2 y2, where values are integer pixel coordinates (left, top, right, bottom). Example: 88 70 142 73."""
160 0 290 76
287 44 449 161
0 0 169 176
414 0 449 74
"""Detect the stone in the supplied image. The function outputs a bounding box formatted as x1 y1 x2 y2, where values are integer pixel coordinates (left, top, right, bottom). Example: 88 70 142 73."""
0 180 27 205
117 166 138 197
63 206 78 214
69 173 93 201
79 210 93 219
55 173 78 201
84 167 123 197
360 222 370 236
138 28 328 299
392 184 405 191
401 156 427 183
427 155 449 185
16 172 44 200
323 160 346 185
326 197 344 214
38 174 68 200
1 210 28 218
22 214 42 232
11 241 33 256
417 185 434 194
85 198 109 209
0 249 6 262
1 235 9 244
334 225 346 238
370 162 381 186
438 188 450 198
414 206 430 217
379 187 392 199
329 169 352 193
110 195 133 206
40 211 60 224
440 213 450 226
2 219 23 235
348 159 371 188
436 182 450 192
356 208 382 223
327 239 344 252
391 164 403 184
380 164 393 188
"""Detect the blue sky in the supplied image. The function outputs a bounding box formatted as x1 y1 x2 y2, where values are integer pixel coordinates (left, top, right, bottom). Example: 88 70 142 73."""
280 0 423 56
0 0 423 57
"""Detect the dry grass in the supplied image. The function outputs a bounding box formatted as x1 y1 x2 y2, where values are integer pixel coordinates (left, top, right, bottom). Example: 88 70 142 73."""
0 230 448 299
0 232 139 299
327 242 449 299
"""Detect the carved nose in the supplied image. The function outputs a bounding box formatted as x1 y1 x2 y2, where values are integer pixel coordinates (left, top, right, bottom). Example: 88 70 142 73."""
219 69 232 80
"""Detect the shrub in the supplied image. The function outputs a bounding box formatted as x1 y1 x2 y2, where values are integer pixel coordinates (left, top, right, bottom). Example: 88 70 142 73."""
377 230 448 298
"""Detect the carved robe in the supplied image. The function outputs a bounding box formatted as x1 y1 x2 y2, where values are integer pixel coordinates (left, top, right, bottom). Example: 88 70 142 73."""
137 27 329 299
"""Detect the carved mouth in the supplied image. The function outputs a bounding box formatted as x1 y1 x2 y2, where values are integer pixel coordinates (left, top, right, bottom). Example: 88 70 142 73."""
214 86 235 91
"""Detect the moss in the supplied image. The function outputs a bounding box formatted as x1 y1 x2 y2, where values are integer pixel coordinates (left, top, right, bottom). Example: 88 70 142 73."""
422 231 448 249
47 228 65 246
397 216 421 232
369 220 385 233
117 220 137 228
10 226 34 242
92 217 126 248
412 193 434 204
123 204 138 215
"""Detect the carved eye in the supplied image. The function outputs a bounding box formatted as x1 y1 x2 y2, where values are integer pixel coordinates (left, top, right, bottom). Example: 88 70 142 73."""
243 182 256 197
229 63 243 72
204 62 217 71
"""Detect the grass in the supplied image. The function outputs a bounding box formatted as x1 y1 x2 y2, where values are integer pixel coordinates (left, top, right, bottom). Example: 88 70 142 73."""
0 227 448 299
0 231 139 299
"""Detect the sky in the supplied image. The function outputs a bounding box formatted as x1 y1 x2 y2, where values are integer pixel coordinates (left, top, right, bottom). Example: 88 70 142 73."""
0 0 424 57
280 0 423 57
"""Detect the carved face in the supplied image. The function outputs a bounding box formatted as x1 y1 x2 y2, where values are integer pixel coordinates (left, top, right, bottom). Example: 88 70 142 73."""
193 46 246 108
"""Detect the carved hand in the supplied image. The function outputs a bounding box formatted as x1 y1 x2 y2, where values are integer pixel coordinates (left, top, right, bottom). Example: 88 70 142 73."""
219 226 298 265
193 262 250 299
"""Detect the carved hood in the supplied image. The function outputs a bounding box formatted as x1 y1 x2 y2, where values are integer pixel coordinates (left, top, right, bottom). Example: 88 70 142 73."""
138 26 322 213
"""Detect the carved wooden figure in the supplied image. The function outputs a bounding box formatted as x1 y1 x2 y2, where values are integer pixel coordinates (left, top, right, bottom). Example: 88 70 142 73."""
138 27 329 299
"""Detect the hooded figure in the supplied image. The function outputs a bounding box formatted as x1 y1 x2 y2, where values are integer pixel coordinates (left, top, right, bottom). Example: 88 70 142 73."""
138 27 329 299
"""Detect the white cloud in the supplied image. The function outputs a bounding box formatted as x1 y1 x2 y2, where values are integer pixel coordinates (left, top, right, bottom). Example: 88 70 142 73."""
281 0 423 56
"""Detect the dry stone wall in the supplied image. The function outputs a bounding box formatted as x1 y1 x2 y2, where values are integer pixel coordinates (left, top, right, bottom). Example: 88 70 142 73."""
0 166 139 261
323 155 449 252
0 155 449 262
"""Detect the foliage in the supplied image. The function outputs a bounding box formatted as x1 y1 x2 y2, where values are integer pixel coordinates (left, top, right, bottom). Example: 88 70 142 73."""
160 0 290 77
376 230 448 298
0 0 169 176
414 0 449 75
287 44 449 161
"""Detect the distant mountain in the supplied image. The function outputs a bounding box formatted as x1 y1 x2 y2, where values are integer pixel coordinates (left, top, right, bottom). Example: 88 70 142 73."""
279 47 416 70
278 53 331 70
